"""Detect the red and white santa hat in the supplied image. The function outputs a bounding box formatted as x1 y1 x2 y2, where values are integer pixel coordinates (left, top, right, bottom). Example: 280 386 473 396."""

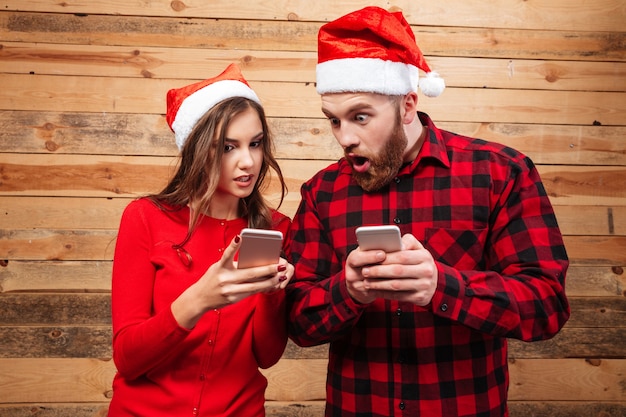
316 7 444 98
166 63 261 150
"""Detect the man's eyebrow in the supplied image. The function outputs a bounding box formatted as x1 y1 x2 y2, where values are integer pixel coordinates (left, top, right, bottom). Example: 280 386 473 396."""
322 102 375 117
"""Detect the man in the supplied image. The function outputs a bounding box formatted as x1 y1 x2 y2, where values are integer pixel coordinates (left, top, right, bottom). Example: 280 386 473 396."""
285 6 570 417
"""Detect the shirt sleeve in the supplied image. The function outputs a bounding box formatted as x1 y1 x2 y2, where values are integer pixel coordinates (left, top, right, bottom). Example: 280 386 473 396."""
111 201 191 380
430 156 570 341
285 182 367 347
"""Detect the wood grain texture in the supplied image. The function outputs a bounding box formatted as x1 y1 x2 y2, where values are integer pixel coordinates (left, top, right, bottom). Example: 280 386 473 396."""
2 74 625 124
1 358 624 403
2 0 624 31
3 42 624 91
0 1 624 415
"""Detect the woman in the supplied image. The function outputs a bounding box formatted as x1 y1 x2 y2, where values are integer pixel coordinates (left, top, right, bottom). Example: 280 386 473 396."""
108 64 293 416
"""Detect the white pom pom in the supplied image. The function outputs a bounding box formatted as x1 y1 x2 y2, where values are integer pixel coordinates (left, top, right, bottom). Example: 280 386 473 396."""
419 71 445 97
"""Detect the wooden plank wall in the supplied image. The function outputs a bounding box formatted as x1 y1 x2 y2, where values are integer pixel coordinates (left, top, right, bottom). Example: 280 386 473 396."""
0 1 624 416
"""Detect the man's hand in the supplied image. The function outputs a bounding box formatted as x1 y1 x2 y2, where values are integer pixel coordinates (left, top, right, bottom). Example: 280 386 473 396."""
345 233 437 306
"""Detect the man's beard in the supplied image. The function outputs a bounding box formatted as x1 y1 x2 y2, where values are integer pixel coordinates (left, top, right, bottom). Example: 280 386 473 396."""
351 117 407 192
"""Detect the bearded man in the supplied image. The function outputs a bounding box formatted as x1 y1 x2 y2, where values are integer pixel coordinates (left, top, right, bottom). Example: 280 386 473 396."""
285 6 570 417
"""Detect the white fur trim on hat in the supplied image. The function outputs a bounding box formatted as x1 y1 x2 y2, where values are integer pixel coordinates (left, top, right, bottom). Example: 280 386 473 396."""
316 58 419 95
171 80 261 150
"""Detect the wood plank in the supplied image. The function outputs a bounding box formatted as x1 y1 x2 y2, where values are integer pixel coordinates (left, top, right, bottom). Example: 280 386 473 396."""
1 12 623 62
3 111 625 166
564 236 626 266
0 260 113 293
0 294 111 326
507 401 626 417
263 358 626 402
0 404 111 417
0 401 624 417
508 359 626 401
2 156 625 208
1 230 625 265
0 197 129 230
0 358 115 403
0 293 622 328
3 42 625 92
507 327 626 359
2 197 625 238
2 74 625 125
1 325 624 360
564 266 626 298
0 229 119 261
2 0 623 32
2 260 622 297
0 326 112 358
0 401 623 417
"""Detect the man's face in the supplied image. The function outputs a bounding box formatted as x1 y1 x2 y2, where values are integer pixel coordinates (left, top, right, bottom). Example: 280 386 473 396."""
321 92 408 192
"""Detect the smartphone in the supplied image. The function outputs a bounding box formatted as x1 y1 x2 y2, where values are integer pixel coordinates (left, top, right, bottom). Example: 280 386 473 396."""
356 225 402 252
237 228 283 269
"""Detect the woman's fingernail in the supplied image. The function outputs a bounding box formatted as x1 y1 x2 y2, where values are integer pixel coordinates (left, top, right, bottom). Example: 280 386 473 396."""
234 235 241 243
277 264 287 272
278 275 287 282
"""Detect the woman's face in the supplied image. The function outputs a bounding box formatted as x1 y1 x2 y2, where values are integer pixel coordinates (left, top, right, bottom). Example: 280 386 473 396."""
214 107 265 204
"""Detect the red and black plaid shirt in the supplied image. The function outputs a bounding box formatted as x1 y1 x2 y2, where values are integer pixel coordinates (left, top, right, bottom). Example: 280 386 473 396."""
285 112 570 417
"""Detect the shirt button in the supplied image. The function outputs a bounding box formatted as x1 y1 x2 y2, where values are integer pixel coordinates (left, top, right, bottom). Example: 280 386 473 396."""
440 303 448 312
399 401 406 410
394 177 401 184
396 308 402 316
393 217 401 224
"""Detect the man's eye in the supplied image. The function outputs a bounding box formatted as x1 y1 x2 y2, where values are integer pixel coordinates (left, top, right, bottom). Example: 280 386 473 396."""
328 118 339 126
355 114 368 122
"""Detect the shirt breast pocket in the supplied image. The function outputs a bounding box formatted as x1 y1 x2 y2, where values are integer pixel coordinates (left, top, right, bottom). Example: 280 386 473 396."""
423 227 489 270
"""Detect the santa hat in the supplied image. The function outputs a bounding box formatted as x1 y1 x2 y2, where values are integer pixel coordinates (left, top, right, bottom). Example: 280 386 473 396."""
166 63 261 150
316 7 444 97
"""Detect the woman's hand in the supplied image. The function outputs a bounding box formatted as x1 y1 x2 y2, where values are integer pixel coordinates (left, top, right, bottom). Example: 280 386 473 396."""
171 234 294 329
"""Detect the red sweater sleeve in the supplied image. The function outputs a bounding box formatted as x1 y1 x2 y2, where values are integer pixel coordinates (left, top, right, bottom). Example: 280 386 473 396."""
111 200 191 380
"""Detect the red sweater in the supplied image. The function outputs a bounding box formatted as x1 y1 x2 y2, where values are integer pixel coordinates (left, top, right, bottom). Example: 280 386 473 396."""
108 198 290 416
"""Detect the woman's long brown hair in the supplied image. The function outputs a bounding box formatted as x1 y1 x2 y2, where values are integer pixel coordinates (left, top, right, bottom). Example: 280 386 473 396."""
149 97 287 249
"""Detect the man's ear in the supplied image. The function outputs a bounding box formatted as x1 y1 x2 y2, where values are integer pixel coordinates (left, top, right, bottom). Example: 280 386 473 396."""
401 92 419 124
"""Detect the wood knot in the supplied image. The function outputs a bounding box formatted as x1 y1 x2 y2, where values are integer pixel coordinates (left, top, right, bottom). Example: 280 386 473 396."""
49 329 63 338
612 266 623 275
585 358 602 366
45 140 59 152
0 259 8 267
170 0 186 12
287 12 299 21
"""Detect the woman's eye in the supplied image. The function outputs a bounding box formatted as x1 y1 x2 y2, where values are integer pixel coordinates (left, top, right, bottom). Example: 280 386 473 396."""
250 140 262 148
224 144 235 152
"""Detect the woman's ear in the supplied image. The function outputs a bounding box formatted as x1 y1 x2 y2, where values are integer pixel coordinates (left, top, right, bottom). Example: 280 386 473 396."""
401 92 419 124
